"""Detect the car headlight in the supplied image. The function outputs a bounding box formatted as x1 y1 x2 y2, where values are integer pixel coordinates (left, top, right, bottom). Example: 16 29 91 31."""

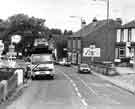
35 71 40 74
45 71 50 74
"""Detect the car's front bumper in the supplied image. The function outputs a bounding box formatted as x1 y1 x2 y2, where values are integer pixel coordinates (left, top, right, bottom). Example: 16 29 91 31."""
33 71 55 77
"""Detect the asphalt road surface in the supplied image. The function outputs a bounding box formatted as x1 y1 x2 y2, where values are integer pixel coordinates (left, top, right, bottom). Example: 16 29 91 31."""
3 65 135 109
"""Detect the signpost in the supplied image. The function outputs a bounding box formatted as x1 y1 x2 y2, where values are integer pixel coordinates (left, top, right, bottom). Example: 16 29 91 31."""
0 40 4 60
83 45 100 63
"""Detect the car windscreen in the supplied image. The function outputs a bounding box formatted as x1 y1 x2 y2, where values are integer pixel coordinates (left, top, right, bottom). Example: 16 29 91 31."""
32 55 53 63
80 64 89 68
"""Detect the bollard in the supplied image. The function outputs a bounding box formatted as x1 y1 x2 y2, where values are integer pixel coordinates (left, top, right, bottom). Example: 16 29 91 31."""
1 80 8 101
15 69 24 86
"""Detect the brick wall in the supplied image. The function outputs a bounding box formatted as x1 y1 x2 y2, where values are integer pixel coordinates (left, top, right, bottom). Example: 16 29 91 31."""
81 21 118 64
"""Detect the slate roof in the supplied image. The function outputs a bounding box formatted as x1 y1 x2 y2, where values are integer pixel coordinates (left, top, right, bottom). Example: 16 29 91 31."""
123 20 135 28
70 19 121 38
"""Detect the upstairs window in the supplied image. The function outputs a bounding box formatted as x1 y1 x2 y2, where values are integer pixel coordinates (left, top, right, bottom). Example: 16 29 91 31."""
116 29 121 42
68 39 71 49
77 40 81 49
120 29 124 42
73 39 76 49
128 29 132 42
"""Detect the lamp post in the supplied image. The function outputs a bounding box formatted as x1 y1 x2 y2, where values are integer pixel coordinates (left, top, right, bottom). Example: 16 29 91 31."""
107 0 109 23
93 0 110 22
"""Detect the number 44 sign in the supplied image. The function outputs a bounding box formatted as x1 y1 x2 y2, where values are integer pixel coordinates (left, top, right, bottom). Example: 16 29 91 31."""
83 48 100 57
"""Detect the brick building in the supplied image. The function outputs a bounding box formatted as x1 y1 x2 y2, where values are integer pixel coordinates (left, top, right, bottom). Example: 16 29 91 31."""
115 20 135 64
68 19 121 64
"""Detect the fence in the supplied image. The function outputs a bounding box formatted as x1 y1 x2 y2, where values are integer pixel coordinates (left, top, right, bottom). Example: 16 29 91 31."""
0 68 24 103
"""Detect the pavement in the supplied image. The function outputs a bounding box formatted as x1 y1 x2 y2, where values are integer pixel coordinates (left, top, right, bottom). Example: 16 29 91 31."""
92 66 135 94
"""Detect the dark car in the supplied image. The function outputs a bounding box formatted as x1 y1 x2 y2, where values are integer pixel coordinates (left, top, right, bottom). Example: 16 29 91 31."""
78 63 91 73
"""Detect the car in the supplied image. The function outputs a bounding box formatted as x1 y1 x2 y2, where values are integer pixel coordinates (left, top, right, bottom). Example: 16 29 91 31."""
64 61 71 66
78 63 91 73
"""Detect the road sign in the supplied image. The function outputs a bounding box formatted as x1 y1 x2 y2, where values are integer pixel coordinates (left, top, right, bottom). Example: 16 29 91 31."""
0 40 4 52
83 48 100 57
11 35 21 44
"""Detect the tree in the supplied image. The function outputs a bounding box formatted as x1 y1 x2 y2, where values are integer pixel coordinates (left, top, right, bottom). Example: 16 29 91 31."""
50 28 62 35
64 29 73 35
2 13 47 55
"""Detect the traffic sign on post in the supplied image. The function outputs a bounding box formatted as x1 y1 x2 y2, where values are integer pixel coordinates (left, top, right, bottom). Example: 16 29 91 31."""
0 40 4 51
0 40 4 59
83 48 100 57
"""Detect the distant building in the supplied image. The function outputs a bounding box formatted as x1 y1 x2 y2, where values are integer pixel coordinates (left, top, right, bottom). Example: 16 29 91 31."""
115 20 135 64
68 19 121 64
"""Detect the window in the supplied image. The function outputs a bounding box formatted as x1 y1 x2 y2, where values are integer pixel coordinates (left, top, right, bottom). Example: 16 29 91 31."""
119 47 125 58
120 29 124 42
77 40 81 49
73 40 76 49
128 29 132 42
123 29 128 42
115 48 118 58
131 28 135 42
116 29 121 42
68 40 71 49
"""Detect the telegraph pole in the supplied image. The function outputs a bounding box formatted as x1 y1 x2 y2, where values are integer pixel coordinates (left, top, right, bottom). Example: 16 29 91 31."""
107 0 109 23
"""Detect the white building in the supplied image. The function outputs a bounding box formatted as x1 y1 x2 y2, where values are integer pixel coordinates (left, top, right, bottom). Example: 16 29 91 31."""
115 20 135 64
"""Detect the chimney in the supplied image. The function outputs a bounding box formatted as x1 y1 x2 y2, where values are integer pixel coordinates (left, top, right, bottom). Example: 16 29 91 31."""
81 19 86 28
116 18 122 24
92 17 98 23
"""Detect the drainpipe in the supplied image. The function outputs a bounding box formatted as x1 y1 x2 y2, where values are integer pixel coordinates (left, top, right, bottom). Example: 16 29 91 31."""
133 48 135 72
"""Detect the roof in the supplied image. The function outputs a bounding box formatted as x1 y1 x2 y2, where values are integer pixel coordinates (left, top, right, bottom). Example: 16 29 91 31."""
123 20 135 28
70 19 121 38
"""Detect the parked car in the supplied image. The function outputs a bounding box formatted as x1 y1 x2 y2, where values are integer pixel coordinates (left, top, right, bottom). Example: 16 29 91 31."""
78 63 91 73
63 61 71 67
58 60 71 66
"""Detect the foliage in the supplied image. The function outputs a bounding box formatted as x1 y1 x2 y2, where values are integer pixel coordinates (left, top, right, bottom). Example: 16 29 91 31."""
50 28 62 35
64 29 73 35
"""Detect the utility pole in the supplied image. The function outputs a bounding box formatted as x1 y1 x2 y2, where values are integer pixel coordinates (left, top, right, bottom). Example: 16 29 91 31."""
107 0 109 23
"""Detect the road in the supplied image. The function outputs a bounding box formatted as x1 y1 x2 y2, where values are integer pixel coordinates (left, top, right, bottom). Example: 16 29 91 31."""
2 65 135 109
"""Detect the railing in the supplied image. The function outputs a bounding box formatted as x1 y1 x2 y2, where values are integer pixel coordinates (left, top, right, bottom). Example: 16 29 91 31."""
7 73 17 97
0 83 4 102
0 68 24 103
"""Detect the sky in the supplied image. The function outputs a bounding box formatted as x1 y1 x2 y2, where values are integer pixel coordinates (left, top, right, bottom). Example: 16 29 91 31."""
0 0 135 32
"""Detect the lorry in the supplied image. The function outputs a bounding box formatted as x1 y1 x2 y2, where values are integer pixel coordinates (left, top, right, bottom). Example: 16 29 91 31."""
30 53 55 79
26 38 55 79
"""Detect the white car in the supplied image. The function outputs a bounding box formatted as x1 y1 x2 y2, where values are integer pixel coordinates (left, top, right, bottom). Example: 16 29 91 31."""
78 64 91 73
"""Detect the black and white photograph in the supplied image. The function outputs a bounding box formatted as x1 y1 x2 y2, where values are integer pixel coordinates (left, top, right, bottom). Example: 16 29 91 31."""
0 0 135 109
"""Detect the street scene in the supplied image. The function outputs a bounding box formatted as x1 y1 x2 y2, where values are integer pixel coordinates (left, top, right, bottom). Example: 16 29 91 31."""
0 0 135 109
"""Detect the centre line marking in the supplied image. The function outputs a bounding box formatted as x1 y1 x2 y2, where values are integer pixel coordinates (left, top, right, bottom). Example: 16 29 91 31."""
77 76 98 95
62 72 88 107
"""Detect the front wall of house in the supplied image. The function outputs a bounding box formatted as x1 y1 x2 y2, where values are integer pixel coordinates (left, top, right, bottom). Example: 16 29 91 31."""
115 28 135 62
81 25 116 64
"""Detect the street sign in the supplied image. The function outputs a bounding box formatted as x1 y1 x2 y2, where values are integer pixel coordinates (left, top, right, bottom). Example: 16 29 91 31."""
83 48 100 57
11 35 21 44
0 40 4 52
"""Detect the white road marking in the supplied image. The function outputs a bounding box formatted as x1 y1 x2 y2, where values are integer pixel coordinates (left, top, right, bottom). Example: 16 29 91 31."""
77 76 98 95
81 99 88 107
73 83 77 87
77 92 82 98
75 87 79 92
62 72 88 107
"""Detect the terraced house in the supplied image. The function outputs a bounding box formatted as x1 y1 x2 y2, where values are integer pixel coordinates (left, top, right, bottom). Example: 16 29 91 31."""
115 20 135 64
68 19 121 64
